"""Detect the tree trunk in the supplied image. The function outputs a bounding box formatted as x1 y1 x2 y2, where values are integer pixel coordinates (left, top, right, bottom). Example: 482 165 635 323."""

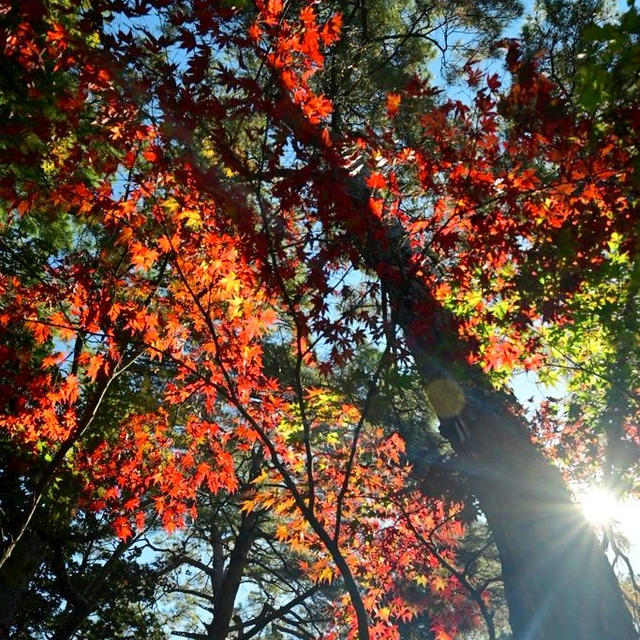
334 174 638 639
0 531 45 639
383 244 637 640
207 511 258 640
442 392 635 640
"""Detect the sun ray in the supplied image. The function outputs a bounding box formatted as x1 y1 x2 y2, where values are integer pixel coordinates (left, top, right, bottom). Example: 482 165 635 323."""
578 486 622 529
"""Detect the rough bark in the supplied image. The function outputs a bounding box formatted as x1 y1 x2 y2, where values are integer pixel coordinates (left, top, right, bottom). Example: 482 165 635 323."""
363 209 638 639
300 152 638 638
447 398 635 640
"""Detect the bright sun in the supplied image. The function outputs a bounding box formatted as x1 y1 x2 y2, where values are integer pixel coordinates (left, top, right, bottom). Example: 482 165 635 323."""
578 486 623 529
576 488 640 570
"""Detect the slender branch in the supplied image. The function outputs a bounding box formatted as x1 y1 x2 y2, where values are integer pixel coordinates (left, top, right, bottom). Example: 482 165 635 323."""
167 236 371 640
402 509 497 640
334 345 390 542
0 351 142 570
241 586 319 640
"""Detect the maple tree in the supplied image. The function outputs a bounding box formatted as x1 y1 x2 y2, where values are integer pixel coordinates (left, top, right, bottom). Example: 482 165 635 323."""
1 1 639 640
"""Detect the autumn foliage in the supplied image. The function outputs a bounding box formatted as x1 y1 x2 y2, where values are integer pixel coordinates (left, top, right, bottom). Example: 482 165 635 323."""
0 0 638 639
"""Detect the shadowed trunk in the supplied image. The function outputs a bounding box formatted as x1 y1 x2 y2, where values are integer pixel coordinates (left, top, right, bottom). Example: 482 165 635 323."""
0 531 45 639
441 394 635 640
207 510 258 640
372 216 637 639
320 166 638 639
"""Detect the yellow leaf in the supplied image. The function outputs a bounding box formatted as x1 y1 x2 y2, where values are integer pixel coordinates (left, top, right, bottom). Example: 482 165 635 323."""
318 566 334 584
251 469 269 485
179 209 202 229
219 272 241 294
415 574 428 587
223 166 238 178
240 500 255 514
162 197 180 213
378 606 390 622
433 575 447 591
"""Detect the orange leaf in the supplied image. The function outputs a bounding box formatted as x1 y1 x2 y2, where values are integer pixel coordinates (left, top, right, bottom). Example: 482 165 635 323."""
386 93 401 117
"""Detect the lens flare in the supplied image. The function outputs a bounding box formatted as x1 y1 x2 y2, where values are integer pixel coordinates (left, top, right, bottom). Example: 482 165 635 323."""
578 486 621 528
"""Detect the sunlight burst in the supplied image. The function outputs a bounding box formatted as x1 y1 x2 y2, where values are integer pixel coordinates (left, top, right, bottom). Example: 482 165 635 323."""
578 486 622 528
